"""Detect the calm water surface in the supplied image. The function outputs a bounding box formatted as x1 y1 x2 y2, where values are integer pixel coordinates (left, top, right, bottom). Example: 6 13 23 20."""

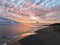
0 23 48 42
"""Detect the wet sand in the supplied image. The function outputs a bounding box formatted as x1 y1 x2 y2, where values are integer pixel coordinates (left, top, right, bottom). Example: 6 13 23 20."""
20 26 60 45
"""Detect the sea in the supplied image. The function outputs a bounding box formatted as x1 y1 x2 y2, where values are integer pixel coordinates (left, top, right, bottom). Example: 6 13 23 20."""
0 23 48 44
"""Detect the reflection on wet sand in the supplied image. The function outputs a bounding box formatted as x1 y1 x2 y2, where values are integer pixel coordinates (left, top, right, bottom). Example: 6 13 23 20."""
20 23 60 45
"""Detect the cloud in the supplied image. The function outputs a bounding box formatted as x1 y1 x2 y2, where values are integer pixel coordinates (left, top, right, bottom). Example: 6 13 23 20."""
42 7 60 23
0 0 60 23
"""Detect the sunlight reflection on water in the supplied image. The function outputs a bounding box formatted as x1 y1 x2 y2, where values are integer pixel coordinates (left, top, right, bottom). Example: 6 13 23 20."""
0 23 48 41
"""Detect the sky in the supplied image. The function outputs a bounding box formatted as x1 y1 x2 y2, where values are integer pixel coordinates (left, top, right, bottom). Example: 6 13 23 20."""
9 0 60 8
0 0 60 23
